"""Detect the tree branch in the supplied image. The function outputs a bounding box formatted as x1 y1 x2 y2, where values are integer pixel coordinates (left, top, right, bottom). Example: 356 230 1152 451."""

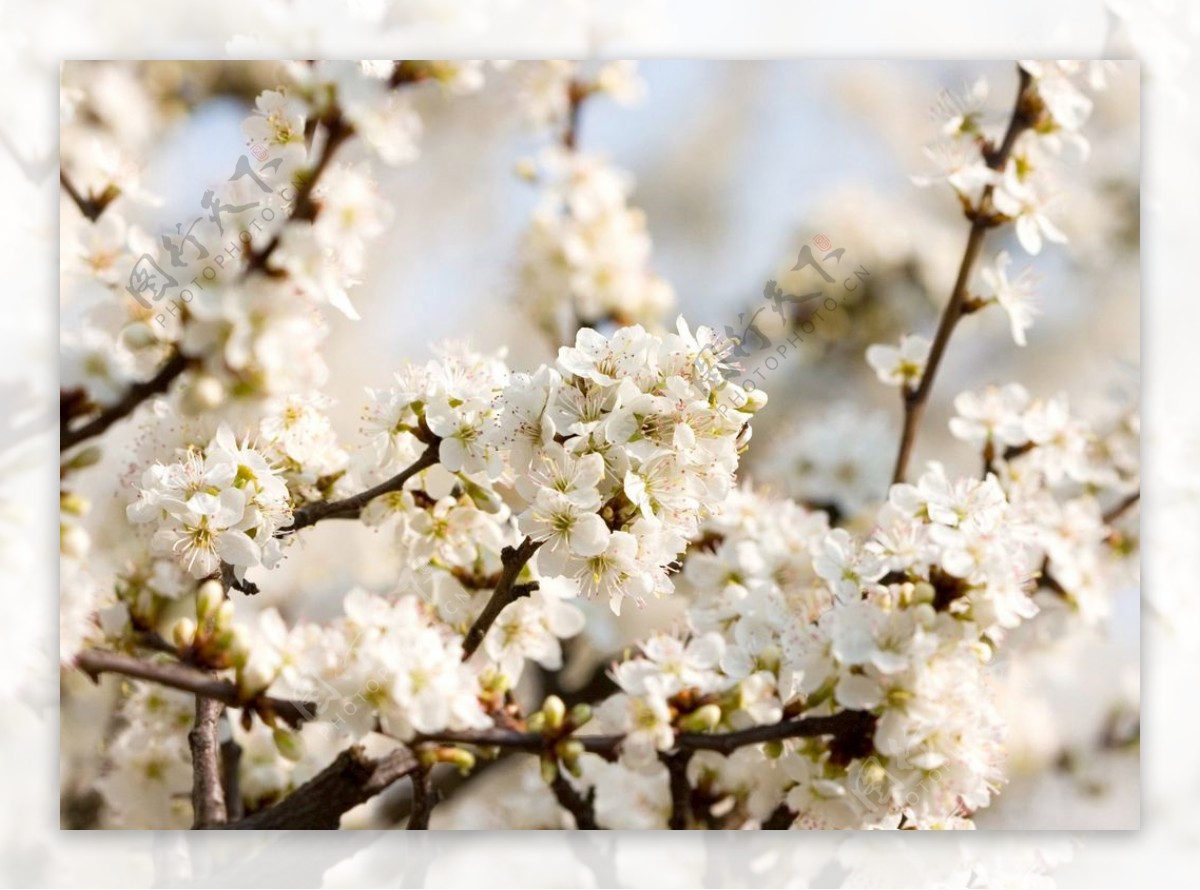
189 694 227 828
220 733 245 821
283 440 441 533
60 349 189 452
244 112 354 275
74 648 315 727
550 770 598 829
891 65 1036 484
460 536 543 658
1103 489 1140 525
406 762 438 830
60 169 120 222
219 745 419 830
664 750 691 830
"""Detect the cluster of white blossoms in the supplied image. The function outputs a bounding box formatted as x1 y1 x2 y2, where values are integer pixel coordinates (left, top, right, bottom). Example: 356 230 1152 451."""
126 425 292 579
514 61 673 341
517 148 675 337
257 591 491 742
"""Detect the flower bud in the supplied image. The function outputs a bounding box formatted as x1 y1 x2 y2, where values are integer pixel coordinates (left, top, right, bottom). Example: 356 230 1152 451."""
540 755 558 785
196 580 224 621
273 728 305 762
911 581 936 606
215 599 236 632
180 374 226 416
764 739 784 759
60 523 90 559
60 492 90 516
225 625 251 664
172 617 197 649
541 695 566 730
122 321 158 350
64 446 102 471
567 703 593 730
912 602 937 629
238 657 275 697
438 747 477 776
679 704 722 733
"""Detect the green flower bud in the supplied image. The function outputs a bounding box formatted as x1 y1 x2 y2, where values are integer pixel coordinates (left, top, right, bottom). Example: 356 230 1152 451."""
196 579 224 621
172 617 197 649
273 728 305 762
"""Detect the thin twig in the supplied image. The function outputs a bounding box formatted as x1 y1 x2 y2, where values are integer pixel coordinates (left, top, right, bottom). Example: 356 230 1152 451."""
244 112 354 275
74 648 315 727
219 745 419 830
891 65 1036 484
1103 489 1140 525
60 350 189 452
189 694 227 828
460 537 543 658
283 440 441 533
60 169 120 221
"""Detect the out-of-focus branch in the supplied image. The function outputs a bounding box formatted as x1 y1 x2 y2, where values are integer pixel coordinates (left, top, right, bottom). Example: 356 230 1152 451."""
460 537 543 658
891 65 1036 485
60 169 120 221
60 350 189 452
283 439 441 533
1103 490 1140 525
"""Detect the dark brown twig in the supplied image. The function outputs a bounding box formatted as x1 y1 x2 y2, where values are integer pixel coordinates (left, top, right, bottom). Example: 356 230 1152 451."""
189 694 227 828
282 440 441 533
460 537 543 658
1103 489 1140 525
664 750 692 830
60 350 189 452
891 66 1036 485
74 648 315 727
60 169 120 221
550 770 598 829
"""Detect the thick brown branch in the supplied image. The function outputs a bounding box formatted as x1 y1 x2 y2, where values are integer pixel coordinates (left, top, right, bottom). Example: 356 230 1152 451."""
406 763 438 830
74 648 315 727
460 537 543 658
189 694 227 828
219 745 418 830
60 350 189 452
283 440 441 533
664 750 691 830
220 734 244 821
891 66 1035 485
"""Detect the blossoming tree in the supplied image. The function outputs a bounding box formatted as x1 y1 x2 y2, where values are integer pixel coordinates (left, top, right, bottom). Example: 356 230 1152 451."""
60 60 1138 830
